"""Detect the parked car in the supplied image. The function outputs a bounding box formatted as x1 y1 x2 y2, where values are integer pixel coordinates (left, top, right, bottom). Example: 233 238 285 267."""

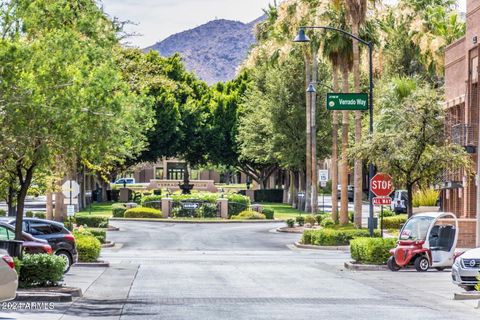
0 249 17 302
9 218 77 272
0 222 52 255
391 190 407 214
113 178 135 185
337 185 354 202
452 247 480 291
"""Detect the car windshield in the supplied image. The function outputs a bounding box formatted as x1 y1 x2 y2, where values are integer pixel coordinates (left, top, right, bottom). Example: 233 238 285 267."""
400 216 434 241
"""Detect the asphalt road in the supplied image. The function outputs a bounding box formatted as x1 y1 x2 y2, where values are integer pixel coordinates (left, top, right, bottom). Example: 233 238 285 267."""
3 221 479 320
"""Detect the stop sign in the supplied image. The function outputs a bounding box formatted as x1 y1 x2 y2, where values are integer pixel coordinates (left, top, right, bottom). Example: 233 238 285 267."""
370 173 394 197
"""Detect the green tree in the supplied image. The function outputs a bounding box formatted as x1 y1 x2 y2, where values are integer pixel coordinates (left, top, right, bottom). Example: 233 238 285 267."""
352 78 472 217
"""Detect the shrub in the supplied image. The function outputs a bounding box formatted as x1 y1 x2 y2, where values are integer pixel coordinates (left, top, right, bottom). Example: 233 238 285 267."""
75 234 101 262
262 208 274 220
383 215 408 229
75 216 109 228
301 228 380 246
476 276 480 292
227 193 250 216
253 189 283 203
348 211 354 223
412 188 439 207
141 195 163 208
25 211 34 218
321 217 335 228
0 209 6 217
17 254 66 288
350 237 397 265
295 216 305 226
33 212 46 219
198 203 218 218
231 210 266 220
286 219 295 228
379 209 395 218
305 215 316 226
124 207 162 219
87 228 106 244
112 203 127 218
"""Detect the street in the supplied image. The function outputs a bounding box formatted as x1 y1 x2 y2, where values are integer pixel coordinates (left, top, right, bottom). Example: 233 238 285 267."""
2 221 479 320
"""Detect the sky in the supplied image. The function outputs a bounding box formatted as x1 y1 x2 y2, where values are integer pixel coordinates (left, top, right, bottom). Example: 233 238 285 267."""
101 0 467 49
101 0 272 48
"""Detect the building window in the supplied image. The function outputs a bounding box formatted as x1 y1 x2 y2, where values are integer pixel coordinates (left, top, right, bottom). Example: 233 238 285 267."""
167 162 186 180
155 167 164 180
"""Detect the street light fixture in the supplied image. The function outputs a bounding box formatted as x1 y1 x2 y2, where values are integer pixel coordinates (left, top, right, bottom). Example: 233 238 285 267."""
306 83 316 93
294 26 376 236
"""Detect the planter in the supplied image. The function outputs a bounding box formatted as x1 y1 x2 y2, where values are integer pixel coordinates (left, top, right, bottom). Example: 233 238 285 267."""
344 261 388 271
453 291 480 300
294 242 349 251
413 206 439 214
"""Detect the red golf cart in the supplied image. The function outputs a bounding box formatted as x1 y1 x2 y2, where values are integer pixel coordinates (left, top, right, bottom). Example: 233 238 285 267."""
387 212 458 272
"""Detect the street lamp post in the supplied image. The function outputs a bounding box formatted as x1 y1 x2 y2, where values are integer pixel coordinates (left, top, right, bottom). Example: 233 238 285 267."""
294 26 375 236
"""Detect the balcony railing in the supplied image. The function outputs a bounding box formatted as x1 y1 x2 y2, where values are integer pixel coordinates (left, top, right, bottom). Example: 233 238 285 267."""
451 123 476 147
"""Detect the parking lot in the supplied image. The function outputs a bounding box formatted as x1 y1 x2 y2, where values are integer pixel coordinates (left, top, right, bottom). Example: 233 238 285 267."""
2 221 479 320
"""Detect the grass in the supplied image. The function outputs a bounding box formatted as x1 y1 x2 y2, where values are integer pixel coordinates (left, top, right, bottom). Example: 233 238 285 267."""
259 202 305 220
76 202 113 217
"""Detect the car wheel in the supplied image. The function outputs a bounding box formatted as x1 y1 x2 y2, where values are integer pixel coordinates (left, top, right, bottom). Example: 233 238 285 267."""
414 255 429 272
387 256 401 271
56 250 72 273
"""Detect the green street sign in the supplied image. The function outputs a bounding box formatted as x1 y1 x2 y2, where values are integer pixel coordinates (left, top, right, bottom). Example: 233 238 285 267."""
326 93 369 111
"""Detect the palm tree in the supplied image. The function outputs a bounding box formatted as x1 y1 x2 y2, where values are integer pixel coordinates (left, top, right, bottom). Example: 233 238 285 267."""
345 0 368 228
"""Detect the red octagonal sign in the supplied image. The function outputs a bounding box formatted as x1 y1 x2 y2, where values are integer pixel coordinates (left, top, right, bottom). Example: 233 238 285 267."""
370 173 394 197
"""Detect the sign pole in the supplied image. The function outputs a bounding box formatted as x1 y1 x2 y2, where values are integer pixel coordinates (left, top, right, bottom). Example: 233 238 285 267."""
380 205 384 238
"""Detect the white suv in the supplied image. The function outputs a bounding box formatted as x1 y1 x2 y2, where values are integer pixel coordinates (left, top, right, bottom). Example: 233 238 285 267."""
452 247 480 290
0 249 17 301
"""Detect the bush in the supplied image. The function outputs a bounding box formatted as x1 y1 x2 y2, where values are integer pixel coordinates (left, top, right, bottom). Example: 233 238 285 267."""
253 189 283 203
476 276 480 292
350 237 397 265
348 211 354 223
198 203 218 218
301 228 380 246
33 212 46 219
87 228 106 244
383 215 408 229
231 210 266 220
262 208 274 220
141 195 163 208
321 217 335 228
0 209 6 217
75 216 109 228
227 193 250 216
75 234 101 262
112 203 127 218
17 254 66 288
25 211 34 218
286 219 295 228
379 209 395 218
295 216 305 226
305 215 316 226
124 207 162 219
412 188 439 207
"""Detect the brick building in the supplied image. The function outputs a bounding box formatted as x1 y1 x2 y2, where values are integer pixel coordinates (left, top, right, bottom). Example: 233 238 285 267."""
442 0 479 247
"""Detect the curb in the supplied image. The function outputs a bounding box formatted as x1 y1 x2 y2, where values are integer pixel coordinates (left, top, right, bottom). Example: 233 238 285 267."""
14 292 72 302
454 292 480 300
294 242 349 251
107 226 120 231
73 261 110 268
18 286 82 298
101 241 115 248
110 218 284 224
276 227 304 234
344 261 388 271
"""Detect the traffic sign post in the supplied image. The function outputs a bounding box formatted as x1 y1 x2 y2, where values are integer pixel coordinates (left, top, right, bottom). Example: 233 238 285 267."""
370 173 394 238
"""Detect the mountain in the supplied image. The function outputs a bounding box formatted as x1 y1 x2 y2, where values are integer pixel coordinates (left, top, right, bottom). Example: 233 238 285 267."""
146 17 263 84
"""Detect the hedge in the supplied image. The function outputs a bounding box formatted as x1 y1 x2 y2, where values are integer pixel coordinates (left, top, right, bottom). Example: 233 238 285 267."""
75 216 109 228
301 228 381 246
16 254 66 288
382 215 408 229
0 209 6 217
141 195 163 208
350 237 397 265
87 228 107 244
124 207 162 219
231 210 266 220
112 203 127 218
75 234 101 262
262 208 274 220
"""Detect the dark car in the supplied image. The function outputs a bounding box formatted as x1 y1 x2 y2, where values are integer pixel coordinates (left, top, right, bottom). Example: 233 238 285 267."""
9 218 77 272
337 185 354 202
0 222 52 255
